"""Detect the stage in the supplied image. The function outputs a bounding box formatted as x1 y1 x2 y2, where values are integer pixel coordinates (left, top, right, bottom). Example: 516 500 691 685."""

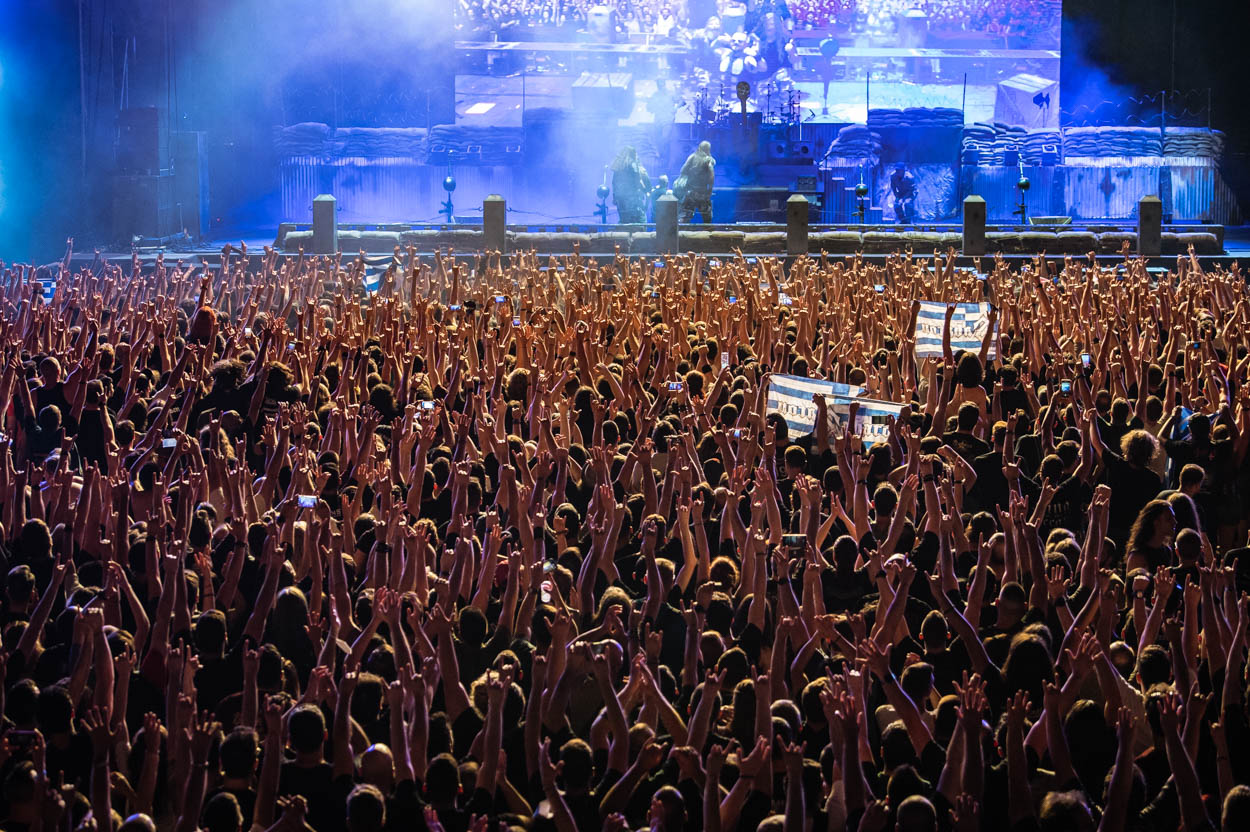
49 0 1241 260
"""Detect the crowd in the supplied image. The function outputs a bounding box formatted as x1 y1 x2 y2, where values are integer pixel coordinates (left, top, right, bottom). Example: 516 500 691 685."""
454 0 1057 54
455 0 688 38
1 238 1250 832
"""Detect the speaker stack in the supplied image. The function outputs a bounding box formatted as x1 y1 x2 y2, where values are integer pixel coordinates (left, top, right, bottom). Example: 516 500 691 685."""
112 108 210 243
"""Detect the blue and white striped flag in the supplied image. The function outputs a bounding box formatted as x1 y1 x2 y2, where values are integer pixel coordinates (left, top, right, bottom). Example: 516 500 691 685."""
37 280 56 303
828 394 905 447
767 374 864 436
363 270 383 295
913 301 998 360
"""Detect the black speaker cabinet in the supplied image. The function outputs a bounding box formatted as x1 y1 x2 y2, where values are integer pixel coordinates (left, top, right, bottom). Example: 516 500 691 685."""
117 107 169 174
112 174 176 241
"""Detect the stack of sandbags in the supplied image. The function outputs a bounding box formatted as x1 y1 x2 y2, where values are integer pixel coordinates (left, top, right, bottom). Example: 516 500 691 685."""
1162 128 1225 158
330 127 427 159
961 122 1026 164
427 125 525 166
868 107 964 128
1020 129 1062 163
1062 126 1162 157
274 122 333 157
824 124 883 163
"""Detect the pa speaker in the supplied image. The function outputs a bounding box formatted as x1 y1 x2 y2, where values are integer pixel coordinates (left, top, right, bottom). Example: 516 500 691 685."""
790 141 814 159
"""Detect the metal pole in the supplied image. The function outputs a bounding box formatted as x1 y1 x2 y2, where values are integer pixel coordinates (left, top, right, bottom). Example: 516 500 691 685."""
961 72 967 123
77 0 88 178
1170 0 1177 99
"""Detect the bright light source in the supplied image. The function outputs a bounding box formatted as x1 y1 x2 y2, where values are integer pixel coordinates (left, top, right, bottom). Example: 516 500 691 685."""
465 102 495 115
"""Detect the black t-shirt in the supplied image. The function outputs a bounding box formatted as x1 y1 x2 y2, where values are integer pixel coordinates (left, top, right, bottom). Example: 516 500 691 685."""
74 406 114 469
997 386 1030 419
1097 417 1134 457
821 567 874 613
942 431 991 465
1041 474 1092 539
1100 451 1163 542
34 380 72 426
1013 433 1043 478
1129 544 1173 573
967 449 1007 515
451 707 485 761
279 761 338 832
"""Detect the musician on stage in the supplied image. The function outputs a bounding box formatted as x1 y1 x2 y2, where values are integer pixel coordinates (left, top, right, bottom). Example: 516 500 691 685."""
890 163 917 224
611 146 651 224
676 141 716 223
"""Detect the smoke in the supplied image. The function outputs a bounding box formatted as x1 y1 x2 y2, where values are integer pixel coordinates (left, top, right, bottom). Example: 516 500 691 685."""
1060 13 1142 126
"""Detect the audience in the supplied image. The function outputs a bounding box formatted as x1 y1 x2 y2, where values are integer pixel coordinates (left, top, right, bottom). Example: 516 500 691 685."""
455 0 1058 45
0 240 1248 832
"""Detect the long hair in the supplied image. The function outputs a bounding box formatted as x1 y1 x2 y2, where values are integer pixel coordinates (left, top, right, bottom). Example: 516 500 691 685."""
1128 500 1174 555
611 145 638 172
1120 429 1158 468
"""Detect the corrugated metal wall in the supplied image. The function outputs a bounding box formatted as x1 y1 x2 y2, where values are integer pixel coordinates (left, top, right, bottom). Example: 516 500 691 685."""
1168 159 1241 224
959 165 1064 222
280 158 518 223
1063 158 1163 220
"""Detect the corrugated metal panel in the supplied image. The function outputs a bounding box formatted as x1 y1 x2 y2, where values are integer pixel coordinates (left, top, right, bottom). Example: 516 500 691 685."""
331 158 430 223
960 165 1063 222
280 159 519 223
280 156 322 222
1064 162 1162 220
1168 163 1241 225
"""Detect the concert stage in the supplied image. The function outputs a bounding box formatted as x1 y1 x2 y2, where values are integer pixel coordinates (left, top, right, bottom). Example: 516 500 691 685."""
271 31 1234 232
45 0 1241 262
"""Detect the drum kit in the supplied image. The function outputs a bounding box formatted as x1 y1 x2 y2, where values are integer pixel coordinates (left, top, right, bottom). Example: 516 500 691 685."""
689 79 803 127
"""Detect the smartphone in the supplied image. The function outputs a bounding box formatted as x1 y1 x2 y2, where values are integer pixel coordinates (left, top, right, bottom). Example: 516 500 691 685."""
244 327 253 337
542 561 556 574
779 294 793 306
162 438 177 449
721 351 730 370
1191 341 1201 349
782 533 805 550
420 400 436 410
668 381 684 392
5 730 37 754
651 290 660 298
449 304 462 311
731 428 747 439
746 256 758 264
728 296 737 304
1060 380 1072 394
494 295 506 303
653 260 664 268
873 284 885 293
286 343 295 352
512 317 521 326
298 495 317 508
540 580 553 604
709 259 721 267
1080 353 1091 370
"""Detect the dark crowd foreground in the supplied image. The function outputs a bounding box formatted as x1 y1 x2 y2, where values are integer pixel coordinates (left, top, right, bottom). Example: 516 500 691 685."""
1 241 1250 832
